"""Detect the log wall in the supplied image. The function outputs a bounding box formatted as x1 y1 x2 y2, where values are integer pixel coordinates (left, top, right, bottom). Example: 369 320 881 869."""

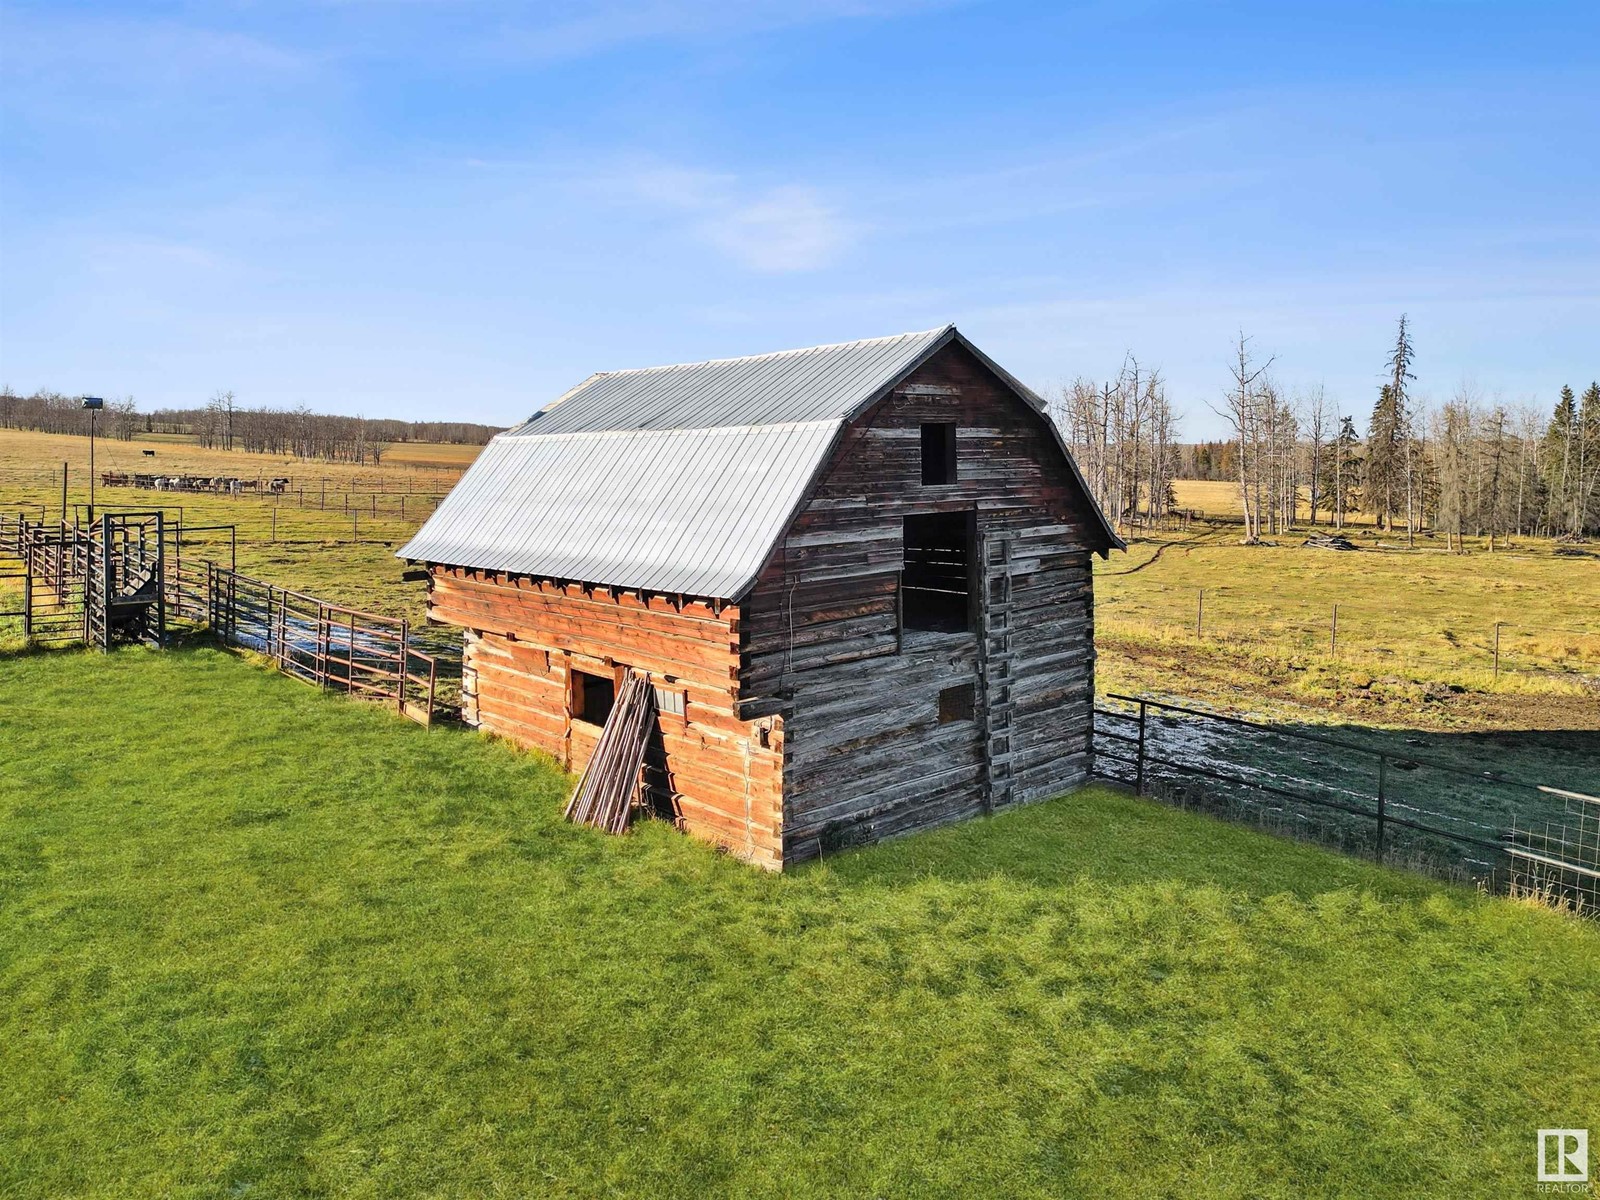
428 569 784 869
740 341 1100 865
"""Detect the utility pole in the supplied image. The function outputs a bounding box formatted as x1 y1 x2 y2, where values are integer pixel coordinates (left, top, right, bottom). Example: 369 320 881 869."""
82 397 105 521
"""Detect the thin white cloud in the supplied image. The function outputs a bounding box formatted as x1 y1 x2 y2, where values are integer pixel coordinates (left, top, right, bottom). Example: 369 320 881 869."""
699 186 849 272
605 163 853 272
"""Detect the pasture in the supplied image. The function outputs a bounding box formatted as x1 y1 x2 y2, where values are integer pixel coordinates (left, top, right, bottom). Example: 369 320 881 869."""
0 429 466 624
1095 522 1600 729
3 428 1597 729
3 647 1597 1199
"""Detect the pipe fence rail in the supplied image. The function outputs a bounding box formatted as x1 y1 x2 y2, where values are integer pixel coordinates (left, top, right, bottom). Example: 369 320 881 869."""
1 513 446 725
207 565 438 724
1094 694 1599 910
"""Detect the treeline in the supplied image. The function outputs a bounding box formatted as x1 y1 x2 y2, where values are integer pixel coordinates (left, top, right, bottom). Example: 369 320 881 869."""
1054 317 1599 543
0 388 501 465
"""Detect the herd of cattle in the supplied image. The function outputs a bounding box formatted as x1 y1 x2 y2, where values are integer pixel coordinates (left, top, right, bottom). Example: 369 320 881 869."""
100 472 292 494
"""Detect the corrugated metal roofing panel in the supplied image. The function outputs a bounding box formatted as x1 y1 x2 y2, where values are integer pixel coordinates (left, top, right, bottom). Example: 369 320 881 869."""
395 421 842 599
398 323 1123 599
514 326 953 435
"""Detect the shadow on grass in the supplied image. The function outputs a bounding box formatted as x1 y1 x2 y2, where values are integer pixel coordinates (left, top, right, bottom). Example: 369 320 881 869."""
811 785 1450 906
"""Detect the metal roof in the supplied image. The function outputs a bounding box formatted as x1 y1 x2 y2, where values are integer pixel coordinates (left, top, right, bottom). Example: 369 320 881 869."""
398 325 1122 599
397 422 838 598
512 326 953 434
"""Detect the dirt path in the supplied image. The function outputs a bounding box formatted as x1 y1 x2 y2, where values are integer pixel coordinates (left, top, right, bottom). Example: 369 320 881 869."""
1103 530 1212 576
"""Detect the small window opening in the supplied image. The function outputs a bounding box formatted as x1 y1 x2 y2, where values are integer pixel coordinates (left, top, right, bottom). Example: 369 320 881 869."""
939 683 976 724
572 668 615 725
902 511 973 633
654 684 686 717
921 422 957 485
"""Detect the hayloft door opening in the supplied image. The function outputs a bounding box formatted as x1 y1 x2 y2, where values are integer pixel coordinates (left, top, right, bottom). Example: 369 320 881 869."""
920 422 957 485
901 511 975 634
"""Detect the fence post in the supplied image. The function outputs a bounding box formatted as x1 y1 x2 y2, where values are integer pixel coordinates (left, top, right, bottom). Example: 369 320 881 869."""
1195 588 1204 639
1493 622 1502 680
22 546 32 641
1135 699 1148 796
398 618 409 714
1330 604 1339 657
1376 754 1387 864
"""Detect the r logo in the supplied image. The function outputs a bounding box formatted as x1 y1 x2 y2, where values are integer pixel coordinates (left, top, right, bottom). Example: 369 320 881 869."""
1538 1129 1589 1183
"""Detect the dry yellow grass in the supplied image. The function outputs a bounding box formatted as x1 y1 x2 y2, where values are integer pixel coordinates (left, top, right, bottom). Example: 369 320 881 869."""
0 429 470 496
1173 479 1392 525
0 429 469 624
1095 521 1600 726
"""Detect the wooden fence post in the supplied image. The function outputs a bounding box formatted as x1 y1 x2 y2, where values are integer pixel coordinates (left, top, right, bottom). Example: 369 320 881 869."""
1493 622 1502 680
1195 588 1204 639
1330 604 1339 656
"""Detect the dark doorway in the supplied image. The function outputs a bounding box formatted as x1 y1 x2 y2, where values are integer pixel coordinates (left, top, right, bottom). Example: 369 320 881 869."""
572 668 616 725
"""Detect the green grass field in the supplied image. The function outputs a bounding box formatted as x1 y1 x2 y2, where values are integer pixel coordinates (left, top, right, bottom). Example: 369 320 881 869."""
2 647 1597 1198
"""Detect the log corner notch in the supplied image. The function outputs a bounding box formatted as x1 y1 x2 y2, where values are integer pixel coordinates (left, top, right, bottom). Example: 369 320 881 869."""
396 326 1117 870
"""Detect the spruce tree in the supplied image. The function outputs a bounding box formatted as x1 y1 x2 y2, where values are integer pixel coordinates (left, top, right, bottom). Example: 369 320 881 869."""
1367 315 1416 532
1367 384 1401 530
1542 385 1577 535
1581 383 1600 535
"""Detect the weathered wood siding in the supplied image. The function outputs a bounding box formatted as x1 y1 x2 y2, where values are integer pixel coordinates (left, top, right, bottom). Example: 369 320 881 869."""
740 342 1098 865
428 569 784 869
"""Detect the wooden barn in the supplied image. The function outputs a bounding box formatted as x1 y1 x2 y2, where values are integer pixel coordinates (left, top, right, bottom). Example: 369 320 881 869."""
398 326 1123 868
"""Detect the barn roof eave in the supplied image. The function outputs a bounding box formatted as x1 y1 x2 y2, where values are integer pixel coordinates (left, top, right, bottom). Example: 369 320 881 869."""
403 558 742 606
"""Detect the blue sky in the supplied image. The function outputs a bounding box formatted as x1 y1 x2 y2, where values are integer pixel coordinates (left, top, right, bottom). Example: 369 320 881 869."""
2 1 1596 436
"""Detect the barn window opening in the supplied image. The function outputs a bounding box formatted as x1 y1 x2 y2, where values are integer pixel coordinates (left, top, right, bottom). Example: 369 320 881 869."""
902 511 973 634
938 683 976 724
572 668 616 725
921 422 957 485
654 684 686 718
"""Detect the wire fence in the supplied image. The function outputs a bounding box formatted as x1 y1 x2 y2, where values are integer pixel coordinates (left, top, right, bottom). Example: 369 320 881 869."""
1097 582 1599 683
1094 694 1599 911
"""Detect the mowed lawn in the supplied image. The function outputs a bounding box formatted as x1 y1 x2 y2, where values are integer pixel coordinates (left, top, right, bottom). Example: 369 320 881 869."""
2 650 1597 1199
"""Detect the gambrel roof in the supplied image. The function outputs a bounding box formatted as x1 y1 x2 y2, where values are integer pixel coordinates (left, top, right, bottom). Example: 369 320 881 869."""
397 326 1122 599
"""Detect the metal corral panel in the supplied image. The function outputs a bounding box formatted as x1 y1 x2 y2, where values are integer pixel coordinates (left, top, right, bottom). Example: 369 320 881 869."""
397 421 841 599
517 326 953 434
